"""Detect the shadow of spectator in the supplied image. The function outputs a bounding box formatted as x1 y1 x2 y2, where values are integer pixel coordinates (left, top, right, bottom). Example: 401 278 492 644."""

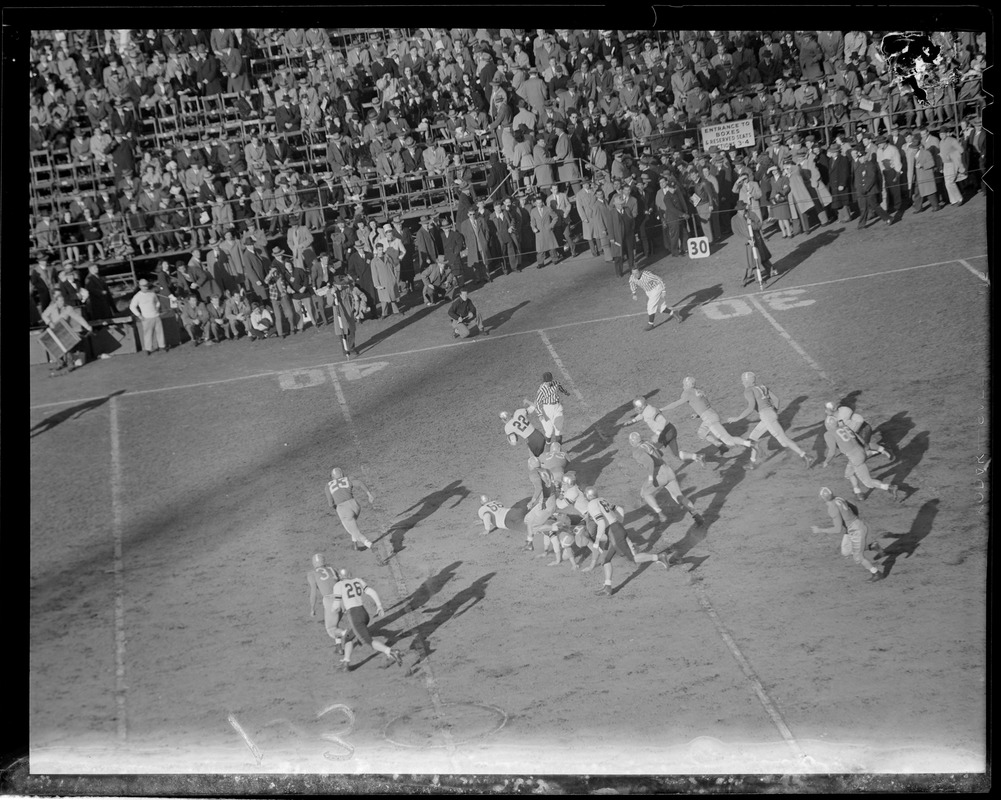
355 302 440 355
766 229 843 286
673 283 724 322
482 300 531 331
880 499 939 577
399 571 497 666
30 389 127 439
376 480 470 554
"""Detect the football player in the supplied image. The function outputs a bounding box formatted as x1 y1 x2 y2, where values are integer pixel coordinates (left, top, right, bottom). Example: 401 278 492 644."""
811 487 887 581
727 372 811 468
527 455 555 507
826 402 893 461
539 440 569 485
500 405 547 457
325 467 377 552
582 486 671 596
628 432 704 526
819 414 900 501
307 553 345 644
330 567 404 671
661 377 755 457
477 493 558 552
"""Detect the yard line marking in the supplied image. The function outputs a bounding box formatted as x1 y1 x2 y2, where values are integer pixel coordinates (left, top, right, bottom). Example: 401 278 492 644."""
538 330 607 441
747 294 834 386
694 584 807 762
957 259 990 284
30 254 987 411
109 395 128 743
325 366 459 759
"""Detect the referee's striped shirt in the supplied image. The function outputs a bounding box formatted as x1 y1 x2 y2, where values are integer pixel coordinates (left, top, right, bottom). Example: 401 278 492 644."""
536 381 569 406
629 270 664 295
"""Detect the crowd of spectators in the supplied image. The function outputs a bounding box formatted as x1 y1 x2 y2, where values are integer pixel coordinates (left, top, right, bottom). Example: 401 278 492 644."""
29 28 988 355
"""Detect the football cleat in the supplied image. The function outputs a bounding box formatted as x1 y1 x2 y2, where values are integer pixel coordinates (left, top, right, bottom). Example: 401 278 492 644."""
691 513 705 528
800 452 813 468
594 584 613 596
694 453 707 468
656 511 668 523
522 541 534 551
391 649 404 667
867 569 885 582
312 553 325 568
656 552 672 569
337 659 350 672
888 484 901 502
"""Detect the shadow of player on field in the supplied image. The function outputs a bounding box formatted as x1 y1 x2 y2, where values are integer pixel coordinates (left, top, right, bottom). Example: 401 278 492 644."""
874 430 928 491
30 389 127 439
686 457 751 530
377 480 470 554
766 228 843 287
879 499 939 578
563 397 648 462
873 410 915 452
399 572 497 667
673 283 723 322
379 560 463 630
482 300 531 331
759 394 810 463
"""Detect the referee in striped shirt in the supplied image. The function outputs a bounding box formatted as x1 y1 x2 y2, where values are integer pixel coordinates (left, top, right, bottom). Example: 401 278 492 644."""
535 372 570 445
629 267 675 330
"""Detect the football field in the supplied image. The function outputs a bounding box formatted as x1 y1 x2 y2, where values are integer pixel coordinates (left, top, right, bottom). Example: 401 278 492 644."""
29 197 989 776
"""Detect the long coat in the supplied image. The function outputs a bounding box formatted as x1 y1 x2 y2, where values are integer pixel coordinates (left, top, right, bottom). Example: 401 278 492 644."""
575 187 598 240
84 272 117 320
606 206 634 259
766 175 792 220
802 156 833 206
460 217 490 264
785 165 821 219
914 148 938 197
529 206 559 253
730 211 772 270
370 254 399 303
347 248 377 302
592 199 612 245
827 155 853 210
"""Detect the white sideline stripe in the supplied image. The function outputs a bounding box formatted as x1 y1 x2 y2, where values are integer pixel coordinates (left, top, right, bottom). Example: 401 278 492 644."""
957 259 990 283
747 295 834 385
694 584 807 762
325 366 459 758
109 396 128 743
29 254 987 411
538 330 607 441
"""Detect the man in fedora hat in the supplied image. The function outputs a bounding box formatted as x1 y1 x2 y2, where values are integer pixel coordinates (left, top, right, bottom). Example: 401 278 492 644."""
129 277 167 355
439 217 466 287
265 245 298 337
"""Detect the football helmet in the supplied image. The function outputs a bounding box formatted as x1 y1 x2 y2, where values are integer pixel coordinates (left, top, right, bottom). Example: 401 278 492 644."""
633 396 646 409
331 467 344 480
480 494 490 504
628 431 642 446
819 487 833 500
559 531 576 548
584 486 598 500
563 471 577 486
527 403 538 414
741 371 756 386
683 376 696 389
312 553 325 568
836 406 852 423
824 415 838 430
499 411 510 421
338 567 351 579
824 401 836 415
528 456 540 469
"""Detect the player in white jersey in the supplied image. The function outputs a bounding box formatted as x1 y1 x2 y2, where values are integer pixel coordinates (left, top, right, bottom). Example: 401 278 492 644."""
660 377 754 457
811 487 886 581
727 372 811 468
477 494 557 552
500 407 547 457
556 471 591 517
532 511 581 567
477 495 511 534
330 567 404 670
307 553 346 647
819 414 900 501
581 487 671 595
826 402 893 461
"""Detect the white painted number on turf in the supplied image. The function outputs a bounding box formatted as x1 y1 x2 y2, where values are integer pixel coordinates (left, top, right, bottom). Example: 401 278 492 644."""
687 237 711 259
703 289 816 321
761 289 815 311
278 362 388 390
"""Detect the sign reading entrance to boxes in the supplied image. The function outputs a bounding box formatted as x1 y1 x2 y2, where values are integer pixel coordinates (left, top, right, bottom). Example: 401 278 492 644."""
700 119 756 152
